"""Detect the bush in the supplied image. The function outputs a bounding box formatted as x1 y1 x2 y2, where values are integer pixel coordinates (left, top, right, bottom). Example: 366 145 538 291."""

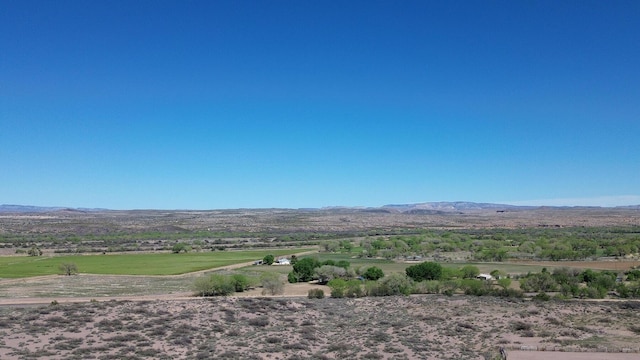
194 274 235 296
413 280 441 294
231 274 253 292
368 273 413 296
28 246 42 256
260 272 284 295
328 278 347 298
308 288 325 299
533 292 551 301
172 243 190 253
362 266 385 281
345 279 365 297
406 262 442 282
460 265 480 279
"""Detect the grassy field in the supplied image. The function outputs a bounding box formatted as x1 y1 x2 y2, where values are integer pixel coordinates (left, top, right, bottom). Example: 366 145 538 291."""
0 249 308 278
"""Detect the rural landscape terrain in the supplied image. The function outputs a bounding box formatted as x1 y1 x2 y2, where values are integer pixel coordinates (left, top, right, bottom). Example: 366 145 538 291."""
1 203 640 359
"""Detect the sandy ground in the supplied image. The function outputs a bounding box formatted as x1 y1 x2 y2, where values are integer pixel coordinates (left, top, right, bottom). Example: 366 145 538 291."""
1 295 639 360
510 350 640 359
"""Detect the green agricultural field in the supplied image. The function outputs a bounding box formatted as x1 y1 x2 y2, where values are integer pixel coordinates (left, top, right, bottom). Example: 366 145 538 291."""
0 249 309 278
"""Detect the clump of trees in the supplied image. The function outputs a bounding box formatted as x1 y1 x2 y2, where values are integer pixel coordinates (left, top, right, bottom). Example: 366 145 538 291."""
517 267 640 299
405 261 443 281
193 273 254 296
287 258 351 283
354 227 640 262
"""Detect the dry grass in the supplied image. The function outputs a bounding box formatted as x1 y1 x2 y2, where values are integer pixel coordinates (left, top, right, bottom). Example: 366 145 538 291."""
0 295 639 359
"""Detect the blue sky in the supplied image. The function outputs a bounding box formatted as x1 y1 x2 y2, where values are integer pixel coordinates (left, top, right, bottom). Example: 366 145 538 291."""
1 1 639 209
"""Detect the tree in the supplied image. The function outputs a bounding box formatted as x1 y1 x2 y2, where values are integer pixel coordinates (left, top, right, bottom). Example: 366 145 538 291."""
260 272 284 295
291 257 321 282
328 278 347 298
231 274 254 292
368 273 413 296
460 265 480 279
406 262 443 282
27 246 42 256
315 265 347 284
497 278 512 290
519 272 558 292
172 242 190 253
341 240 353 253
323 241 340 253
362 266 385 281
59 263 78 276
263 254 275 265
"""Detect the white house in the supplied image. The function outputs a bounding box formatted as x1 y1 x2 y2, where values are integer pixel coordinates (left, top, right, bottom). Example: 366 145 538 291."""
477 273 494 281
274 258 291 265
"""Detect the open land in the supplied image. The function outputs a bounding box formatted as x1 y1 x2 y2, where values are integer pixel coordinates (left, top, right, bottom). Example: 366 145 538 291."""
1 206 640 359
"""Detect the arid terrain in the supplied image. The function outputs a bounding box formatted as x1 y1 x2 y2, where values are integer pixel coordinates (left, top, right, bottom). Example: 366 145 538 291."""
1 295 640 360
1 206 640 359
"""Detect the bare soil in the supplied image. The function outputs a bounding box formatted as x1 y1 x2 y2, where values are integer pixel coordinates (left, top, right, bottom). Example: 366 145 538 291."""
1 295 639 359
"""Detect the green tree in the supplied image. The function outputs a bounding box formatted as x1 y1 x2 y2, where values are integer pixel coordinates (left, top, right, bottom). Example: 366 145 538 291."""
263 254 275 265
230 274 253 292
460 265 480 279
172 242 190 253
27 246 42 256
362 266 385 281
291 257 321 282
369 273 413 296
59 263 78 276
406 262 443 281
328 278 347 298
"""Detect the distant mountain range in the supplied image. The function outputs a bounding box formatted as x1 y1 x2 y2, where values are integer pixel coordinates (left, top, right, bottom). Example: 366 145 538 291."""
1 202 638 213
0 205 106 213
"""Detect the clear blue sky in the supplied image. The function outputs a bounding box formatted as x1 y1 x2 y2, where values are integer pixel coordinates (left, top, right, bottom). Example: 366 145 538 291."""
1 1 639 209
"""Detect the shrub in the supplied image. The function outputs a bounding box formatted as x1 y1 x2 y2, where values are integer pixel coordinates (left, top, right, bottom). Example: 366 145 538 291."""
230 274 253 292
460 265 480 279
406 261 442 281
193 274 235 296
345 279 365 297
533 292 551 301
260 272 284 295
28 246 42 256
172 242 190 253
308 288 325 299
328 278 347 298
362 266 385 281
59 263 78 276
369 273 413 296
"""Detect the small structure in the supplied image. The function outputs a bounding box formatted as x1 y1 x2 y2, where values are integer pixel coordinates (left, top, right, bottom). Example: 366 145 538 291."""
253 260 264 265
477 273 494 281
274 258 291 265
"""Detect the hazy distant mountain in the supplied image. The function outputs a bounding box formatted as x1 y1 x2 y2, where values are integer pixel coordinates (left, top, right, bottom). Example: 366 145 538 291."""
0 204 106 213
381 202 532 213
